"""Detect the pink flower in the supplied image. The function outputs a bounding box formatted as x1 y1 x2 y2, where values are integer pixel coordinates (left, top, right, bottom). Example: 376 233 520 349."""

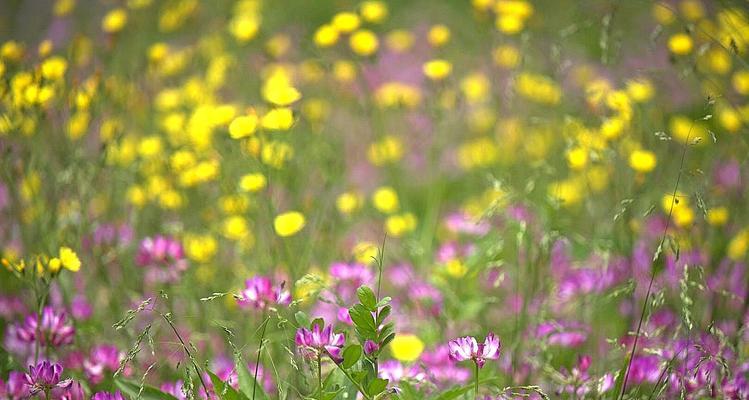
295 323 346 363
448 332 501 368
15 307 75 348
136 235 188 283
24 361 72 395
237 276 291 310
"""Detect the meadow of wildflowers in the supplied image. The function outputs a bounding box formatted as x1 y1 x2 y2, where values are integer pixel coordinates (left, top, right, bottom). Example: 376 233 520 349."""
1 0 749 398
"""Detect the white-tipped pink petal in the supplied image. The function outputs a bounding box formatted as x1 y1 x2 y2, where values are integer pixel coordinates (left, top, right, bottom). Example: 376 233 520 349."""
481 332 500 360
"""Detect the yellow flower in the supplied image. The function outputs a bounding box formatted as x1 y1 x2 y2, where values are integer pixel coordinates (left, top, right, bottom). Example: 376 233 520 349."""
428 24 451 47
652 3 676 24
262 70 301 106
385 213 416 237
54 0 76 16
566 147 588 170
229 14 260 43
274 211 306 237
625 78 654 102
706 207 728 226
185 235 218 263
349 30 379 56
48 258 62 273
229 114 259 138
629 149 657 173
445 258 467 277
223 215 249 241
390 334 424 362
668 33 693 55
353 241 378 264
59 247 81 272
422 59 452 81
261 108 294 131
372 186 399 214
367 135 404 165
41 56 67 80
336 191 363 215
102 8 128 33
360 1 388 23
495 14 524 34
728 229 748 261
673 206 694 228
332 12 360 33
314 24 339 48
732 70 749 95
492 45 520 68
239 173 267 193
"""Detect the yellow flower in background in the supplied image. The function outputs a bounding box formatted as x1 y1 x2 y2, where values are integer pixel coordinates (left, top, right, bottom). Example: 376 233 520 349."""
653 2 676 24
428 24 451 47
386 30 415 53
680 0 704 21
59 247 81 272
390 334 424 362
668 33 693 55
350 30 379 56
445 258 467 278
360 1 388 23
274 211 306 237
733 70 749 95
423 59 452 81
239 173 267 192
566 147 588 170
385 213 416 237
261 108 294 131
353 241 378 264
728 229 749 260
670 115 708 144
372 186 399 214
336 191 363 215
549 179 584 207
625 78 654 102
223 215 250 241
460 73 490 103
368 135 404 166
262 70 301 106
314 24 339 48
54 0 76 16
1 40 24 61
629 149 657 173
332 12 360 33
41 56 67 80
102 8 128 33
706 207 728 226
515 72 561 105
229 114 258 138
662 191 689 212
185 234 218 263
229 14 260 43
493 45 520 68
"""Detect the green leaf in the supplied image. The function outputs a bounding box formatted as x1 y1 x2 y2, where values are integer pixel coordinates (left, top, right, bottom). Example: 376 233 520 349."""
234 354 268 400
115 378 179 400
367 378 388 396
294 311 310 328
342 344 362 369
311 317 325 330
357 286 377 311
375 297 391 309
207 371 249 400
349 305 376 336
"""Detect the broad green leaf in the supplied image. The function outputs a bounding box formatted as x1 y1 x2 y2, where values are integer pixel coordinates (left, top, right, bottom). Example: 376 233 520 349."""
207 370 249 400
234 354 268 400
115 378 179 400
294 311 310 328
367 378 388 396
356 286 377 311
342 344 362 369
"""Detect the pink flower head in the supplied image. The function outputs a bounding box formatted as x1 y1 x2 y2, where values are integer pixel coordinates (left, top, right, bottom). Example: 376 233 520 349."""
3 371 30 399
15 306 75 347
237 276 291 310
92 391 126 400
448 332 501 368
295 323 346 363
84 344 125 384
24 361 72 395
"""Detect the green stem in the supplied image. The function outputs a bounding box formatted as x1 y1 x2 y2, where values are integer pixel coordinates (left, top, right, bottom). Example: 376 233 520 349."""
474 361 479 399
252 314 270 400
330 358 372 400
317 354 322 400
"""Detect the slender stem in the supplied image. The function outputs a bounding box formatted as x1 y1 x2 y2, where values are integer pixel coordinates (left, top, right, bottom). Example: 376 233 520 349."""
252 314 270 400
474 361 479 399
317 354 322 400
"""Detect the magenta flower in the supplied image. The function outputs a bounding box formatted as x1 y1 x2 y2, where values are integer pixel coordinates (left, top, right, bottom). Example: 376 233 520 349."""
92 391 125 400
448 332 501 368
295 323 346 363
84 344 125 384
15 306 75 347
237 276 291 310
364 339 380 355
24 361 72 396
2 371 30 399
136 235 187 283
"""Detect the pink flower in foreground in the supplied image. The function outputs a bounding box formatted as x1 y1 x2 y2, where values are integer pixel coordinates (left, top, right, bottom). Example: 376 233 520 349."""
295 323 346 363
15 307 75 348
24 361 72 396
448 332 501 368
237 276 291 310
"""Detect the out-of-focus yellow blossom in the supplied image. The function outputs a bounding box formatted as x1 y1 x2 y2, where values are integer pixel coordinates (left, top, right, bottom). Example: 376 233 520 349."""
670 115 708 144
653 3 676 24
668 33 693 55
102 8 128 33
138 136 163 158
625 78 654 102
260 141 294 168
126 185 147 207
220 196 249 214
360 1 388 23
374 82 421 108
262 70 301 106
680 0 704 21
336 191 363 215
629 149 657 173
457 137 499 169
185 234 218 263
460 73 491 103
706 207 729 226
372 187 399 214
350 30 379 56
58 247 81 272
229 113 259 138
274 211 306 237
549 179 584 207
159 0 198 32
386 213 416 237
368 135 404 166
493 45 520 68
662 191 689 213
566 147 588 170
718 107 741 133
445 258 467 278
390 334 424 362
386 30 414 53
261 108 294 131
149 43 169 63
606 90 632 121
1 41 25 61
423 59 452 81
299 60 325 83
733 70 749 95
54 0 76 16
332 12 360 33
223 216 250 240
728 229 749 260
170 150 196 172
673 206 694 227
472 0 493 11
516 72 561 104
585 166 610 192
495 14 524 34
159 190 184 209
38 40 53 57
178 160 220 187
428 24 451 47
302 98 331 124
333 60 357 82
600 117 625 140
239 173 267 192
353 241 378 264
229 14 260 42
266 34 291 58
67 112 90 140
700 47 732 75
314 24 339 48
